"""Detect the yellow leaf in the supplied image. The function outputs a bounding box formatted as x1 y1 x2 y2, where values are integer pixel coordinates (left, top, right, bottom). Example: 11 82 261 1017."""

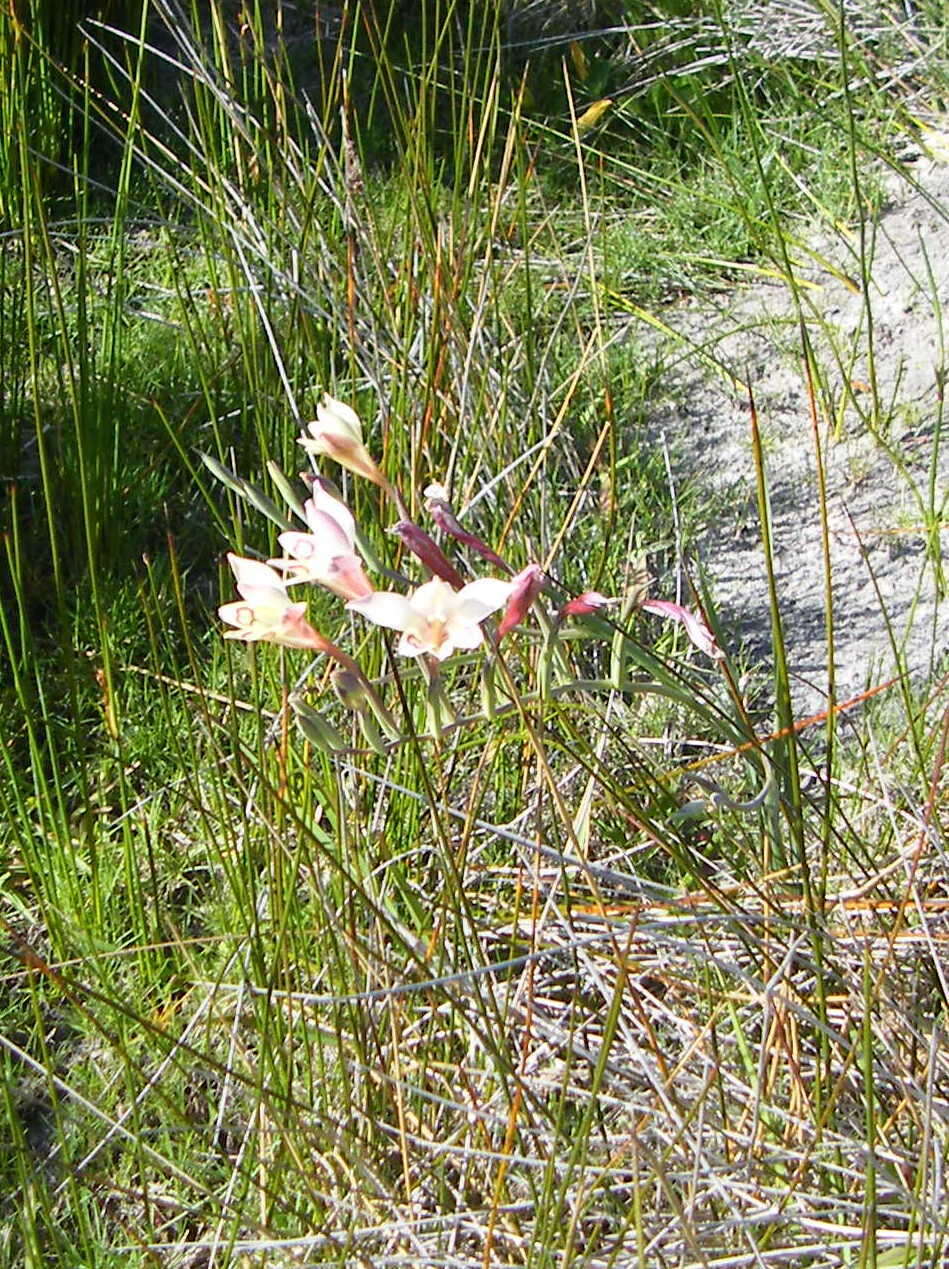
574 98 613 136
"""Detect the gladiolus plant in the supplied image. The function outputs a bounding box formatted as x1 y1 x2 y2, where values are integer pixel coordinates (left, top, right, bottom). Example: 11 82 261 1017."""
212 394 729 753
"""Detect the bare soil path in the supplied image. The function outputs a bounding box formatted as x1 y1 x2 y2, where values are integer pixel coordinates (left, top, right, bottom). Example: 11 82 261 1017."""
649 151 949 716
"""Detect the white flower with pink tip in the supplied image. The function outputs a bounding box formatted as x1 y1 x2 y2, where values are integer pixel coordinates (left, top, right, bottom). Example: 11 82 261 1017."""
299 394 387 488
267 485 373 601
349 576 513 660
218 554 327 650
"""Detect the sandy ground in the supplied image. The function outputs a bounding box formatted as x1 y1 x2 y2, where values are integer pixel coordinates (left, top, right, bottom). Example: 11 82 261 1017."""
647 151 949 717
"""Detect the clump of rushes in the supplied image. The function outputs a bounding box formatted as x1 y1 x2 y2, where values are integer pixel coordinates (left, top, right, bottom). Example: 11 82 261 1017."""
212 393 724 750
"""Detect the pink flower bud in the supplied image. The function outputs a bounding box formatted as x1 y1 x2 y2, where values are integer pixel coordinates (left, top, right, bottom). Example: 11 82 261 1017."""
641 598 723 660
497 563 546 638
559 590 613 618
390 519 466 589
423 483 511 573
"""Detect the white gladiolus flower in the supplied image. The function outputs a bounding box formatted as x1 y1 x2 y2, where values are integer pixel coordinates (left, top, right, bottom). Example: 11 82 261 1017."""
349 576 513 660
268 486 372 601
299 394 387 487
218 555 328 649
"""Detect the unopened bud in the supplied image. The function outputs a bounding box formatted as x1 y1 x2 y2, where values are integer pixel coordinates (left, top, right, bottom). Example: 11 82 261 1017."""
332 668 369 712
291 696 346 753
559 590 614 619
390 519 465 588
332 667 402 743
423 483 511 573
497 563 546 638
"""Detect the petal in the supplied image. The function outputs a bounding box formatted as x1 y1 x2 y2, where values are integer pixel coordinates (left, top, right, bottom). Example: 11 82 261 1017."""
306 509 354 555
275 531 326 562
396 629 435 657
267 557 320 584
305 488 356 546
316 394 363 443
218 600 259 629
220 608 279 642
236 584 298 609
227 553 287 593
442 621 485 653
348 591 416 633
224 596 279 626
409 577 457 623
324 554 374 601
452 577 514 624
271 609 325 649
